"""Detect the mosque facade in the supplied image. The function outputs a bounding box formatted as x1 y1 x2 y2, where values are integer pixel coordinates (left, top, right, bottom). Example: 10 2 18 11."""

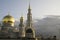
0 4 38 40
0 3 57 40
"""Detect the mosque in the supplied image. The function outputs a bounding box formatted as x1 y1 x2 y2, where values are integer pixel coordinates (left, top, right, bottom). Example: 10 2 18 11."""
0 4 38 40
0 3 57 40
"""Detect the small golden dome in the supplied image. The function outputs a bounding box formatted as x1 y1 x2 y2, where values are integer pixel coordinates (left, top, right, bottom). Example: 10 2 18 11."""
20 16 24 21
2 14 15 23
21 16 23 19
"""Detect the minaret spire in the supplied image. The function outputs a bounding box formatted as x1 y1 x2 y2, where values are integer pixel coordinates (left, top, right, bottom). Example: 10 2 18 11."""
26 2 32 27
28 1 31 14
19 15 25 37
29 0 30 9
29 1 30 9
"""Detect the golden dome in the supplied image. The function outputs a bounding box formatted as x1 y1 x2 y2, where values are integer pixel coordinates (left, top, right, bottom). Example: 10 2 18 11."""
20 16 23 20
2 14 15 23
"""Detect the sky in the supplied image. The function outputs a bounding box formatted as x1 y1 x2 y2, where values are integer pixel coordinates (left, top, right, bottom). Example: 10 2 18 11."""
0 0 60 21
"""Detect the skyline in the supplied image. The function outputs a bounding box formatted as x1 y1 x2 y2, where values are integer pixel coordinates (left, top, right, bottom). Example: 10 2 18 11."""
0 0 60 21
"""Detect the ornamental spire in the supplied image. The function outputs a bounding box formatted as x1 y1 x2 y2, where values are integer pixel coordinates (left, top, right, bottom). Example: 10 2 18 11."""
29 2 30 9
7 12 10 16
28 0 30 9
28 2 31 14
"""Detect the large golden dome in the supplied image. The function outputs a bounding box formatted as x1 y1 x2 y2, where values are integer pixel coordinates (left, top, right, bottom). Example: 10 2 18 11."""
2 14 15 23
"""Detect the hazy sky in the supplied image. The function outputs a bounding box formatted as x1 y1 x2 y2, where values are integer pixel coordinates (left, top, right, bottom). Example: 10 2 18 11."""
0 0 60 21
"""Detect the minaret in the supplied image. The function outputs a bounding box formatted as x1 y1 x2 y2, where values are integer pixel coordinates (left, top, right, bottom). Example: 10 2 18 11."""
19 16 24 27
19 16 25 37
25 3 35 38
27 3 32 27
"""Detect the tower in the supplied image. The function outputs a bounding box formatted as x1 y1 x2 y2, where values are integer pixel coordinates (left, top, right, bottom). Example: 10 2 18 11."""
25 3 35 38
19 16 25 37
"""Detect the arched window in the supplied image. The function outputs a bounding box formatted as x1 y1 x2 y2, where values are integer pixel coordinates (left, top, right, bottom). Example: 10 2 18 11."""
26 29 33 33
